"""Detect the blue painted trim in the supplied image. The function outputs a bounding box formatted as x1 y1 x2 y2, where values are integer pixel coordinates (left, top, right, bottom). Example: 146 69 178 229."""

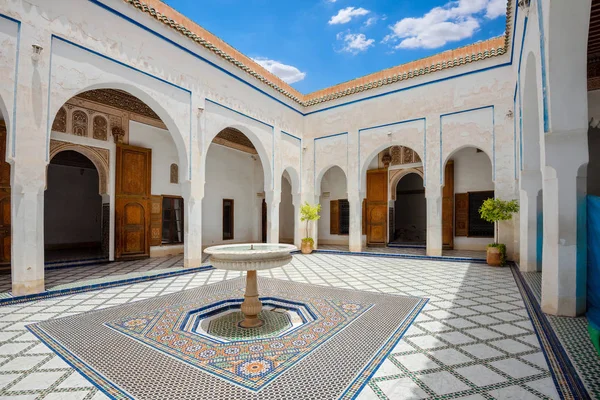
87 0 520 118
514 83 518 179
516 14 528 173
357 118 426 190
48 35 194 169
281 130 302 192
205 99 273 128
52 35 190 94
0 264 214 306
342 299 427 399
312 132 349 193
312 249 488 264
87 0 303 116
204 99 275 187
281 130 301 141
305 64 512 116
536 0 549 133
45 38 54 161
0 14 21 158
439 105 495 184
27 325 134 400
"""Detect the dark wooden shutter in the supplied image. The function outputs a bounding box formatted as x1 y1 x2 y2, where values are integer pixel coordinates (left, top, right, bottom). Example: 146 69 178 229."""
339 199 350 234
330 200 340 234
150 195 163 246
362 199 366 235
455 193 469 237
442 160 454 248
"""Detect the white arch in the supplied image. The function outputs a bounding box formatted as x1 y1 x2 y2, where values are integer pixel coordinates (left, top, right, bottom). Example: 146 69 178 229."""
442 145 493 186
206 123 273 191
48 82 189 179
282 166 300 195
0 93 11 162
361 144 424 193
315 164 347 194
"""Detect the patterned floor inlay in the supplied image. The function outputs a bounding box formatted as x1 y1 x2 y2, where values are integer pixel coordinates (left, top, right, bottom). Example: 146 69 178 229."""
0 253 583 399
520 270 600 399
28 277 425 399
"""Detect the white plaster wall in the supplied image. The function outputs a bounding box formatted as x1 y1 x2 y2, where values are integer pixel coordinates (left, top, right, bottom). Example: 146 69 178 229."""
128 121 181 197
279 177 294 242
318 166 348 245
452 147 495 250
202 144 264 246
44 164 102 246
0 16 18 155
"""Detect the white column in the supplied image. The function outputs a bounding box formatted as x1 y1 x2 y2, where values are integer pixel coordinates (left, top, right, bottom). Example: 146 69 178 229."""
541 131 588 316
348 193 363 252
292 194 302 248
10 28 51 296
265 190 281 243
425 185 443 256
182 180 204 268
12 169 46 296
519 170 543 272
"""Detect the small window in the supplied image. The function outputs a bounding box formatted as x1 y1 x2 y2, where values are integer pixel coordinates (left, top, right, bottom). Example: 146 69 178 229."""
468 191 494 237
162 197 184 244
339 199 350 235
223 199 234 240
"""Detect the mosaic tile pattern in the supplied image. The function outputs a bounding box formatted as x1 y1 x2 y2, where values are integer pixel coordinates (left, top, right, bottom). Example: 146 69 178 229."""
0 253 581 399
29 277 423 399
521 271 600 399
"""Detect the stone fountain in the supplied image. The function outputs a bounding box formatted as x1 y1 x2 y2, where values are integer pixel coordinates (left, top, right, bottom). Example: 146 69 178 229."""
203 243 296 328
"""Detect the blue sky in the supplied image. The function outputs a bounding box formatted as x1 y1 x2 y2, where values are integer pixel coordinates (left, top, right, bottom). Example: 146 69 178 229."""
162 0 507 94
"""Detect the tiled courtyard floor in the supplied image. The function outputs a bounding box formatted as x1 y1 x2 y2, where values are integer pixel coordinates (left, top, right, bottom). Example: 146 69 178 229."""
0 253 583 399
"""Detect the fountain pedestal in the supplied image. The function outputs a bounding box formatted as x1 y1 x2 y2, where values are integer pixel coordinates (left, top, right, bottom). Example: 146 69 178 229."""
204 244 296 329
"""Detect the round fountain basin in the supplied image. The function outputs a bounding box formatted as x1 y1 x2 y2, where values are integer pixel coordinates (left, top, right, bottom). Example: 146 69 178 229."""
204 243 296 271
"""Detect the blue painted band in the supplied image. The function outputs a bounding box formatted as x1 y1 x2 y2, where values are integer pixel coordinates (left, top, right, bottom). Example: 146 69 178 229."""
314 131 348 141
358 117 426 133
536 0 549 133
52 35 191 94
205 99 273 128
439 105 495 184
88 0 303 116
281 130 301 141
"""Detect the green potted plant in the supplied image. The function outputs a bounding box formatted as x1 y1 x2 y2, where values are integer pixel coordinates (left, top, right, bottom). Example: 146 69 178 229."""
479 198 519 266
300 202 321 254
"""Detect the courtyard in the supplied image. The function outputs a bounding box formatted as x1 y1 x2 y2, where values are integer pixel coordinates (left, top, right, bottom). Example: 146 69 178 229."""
0 252 595 399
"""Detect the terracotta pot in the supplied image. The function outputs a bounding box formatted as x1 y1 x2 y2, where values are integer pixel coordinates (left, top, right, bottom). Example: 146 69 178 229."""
301 241 313 254
486 247 502 266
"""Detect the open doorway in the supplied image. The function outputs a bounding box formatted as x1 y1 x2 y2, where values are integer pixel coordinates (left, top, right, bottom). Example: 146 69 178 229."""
391 173 426 246
44 151 105 263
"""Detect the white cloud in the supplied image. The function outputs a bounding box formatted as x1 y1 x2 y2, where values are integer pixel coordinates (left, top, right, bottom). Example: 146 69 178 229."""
337 32 375 54
384 0 505 50
485 0 507 19
364 17 378 27
252 58 306 84
329 7 370 25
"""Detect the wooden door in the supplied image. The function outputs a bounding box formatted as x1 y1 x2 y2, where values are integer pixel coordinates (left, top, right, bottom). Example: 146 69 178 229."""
261 199 267 243
0 125 10 268
115 144 151 259
442 160 454 249
366 169 388 246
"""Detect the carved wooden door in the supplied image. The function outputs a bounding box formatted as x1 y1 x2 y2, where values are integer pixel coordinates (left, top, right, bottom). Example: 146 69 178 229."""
115 144 151 259
442 160 454 249
0 125 11 267
366 169 388 247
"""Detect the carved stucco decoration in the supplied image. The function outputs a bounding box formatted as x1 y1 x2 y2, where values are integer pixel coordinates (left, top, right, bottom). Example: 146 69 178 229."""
112 126 125 144
93 116 108 141
76 89 160 120
52 107 67 133
386 146 421 166
72 110 88 137
49 140 110 195
389 167 424 201
170 163 179 184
